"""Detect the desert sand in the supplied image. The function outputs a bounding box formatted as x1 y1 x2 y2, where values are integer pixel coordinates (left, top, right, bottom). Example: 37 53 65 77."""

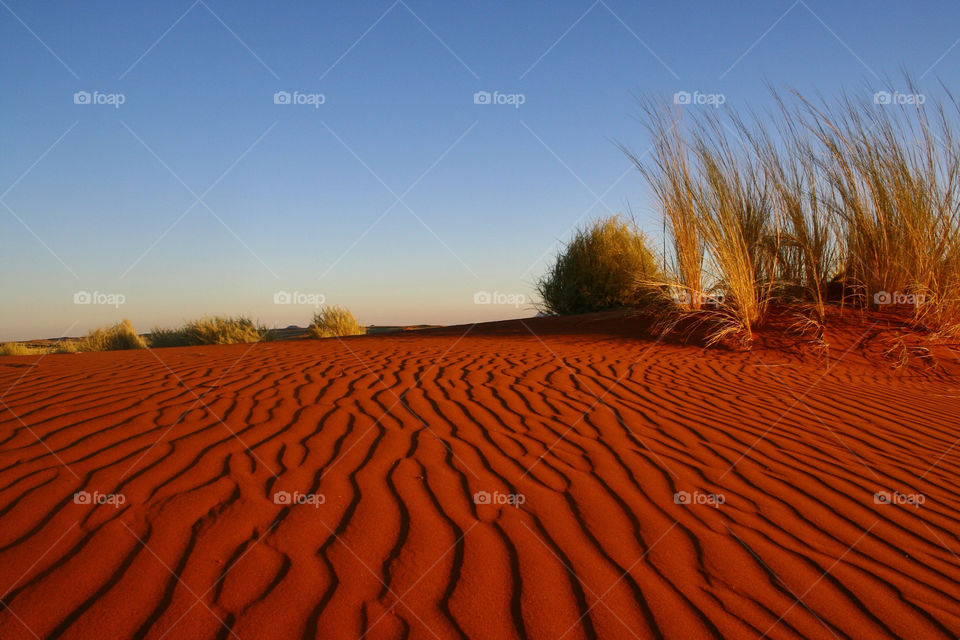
1 313 959 639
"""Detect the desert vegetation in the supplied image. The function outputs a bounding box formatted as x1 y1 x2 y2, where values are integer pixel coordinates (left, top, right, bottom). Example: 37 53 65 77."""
309 305 366 338
0 320 146 354
536 215 661 315
73 319 147 351
0 317 275 356
150 316 274 347
0 342 49 356
614 79 960 345
0 308 371 356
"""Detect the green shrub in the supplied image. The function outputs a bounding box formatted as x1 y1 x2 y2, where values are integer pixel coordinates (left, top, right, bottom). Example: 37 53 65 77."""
536 216 661 315
309 306 365 338
150 316 273 347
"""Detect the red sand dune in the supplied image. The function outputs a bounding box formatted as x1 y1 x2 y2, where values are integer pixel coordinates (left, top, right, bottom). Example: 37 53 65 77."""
1 313 959 639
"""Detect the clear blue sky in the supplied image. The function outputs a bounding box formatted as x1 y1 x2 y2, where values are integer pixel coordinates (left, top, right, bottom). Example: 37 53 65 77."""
2 1 958 340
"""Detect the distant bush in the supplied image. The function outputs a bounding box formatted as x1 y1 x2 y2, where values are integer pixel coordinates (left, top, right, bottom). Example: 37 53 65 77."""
0 342 48 356
150 316 273 347
0 341 84 355
309 306 365 338
53 341 79 354
536 216 662 315
75 319 147 352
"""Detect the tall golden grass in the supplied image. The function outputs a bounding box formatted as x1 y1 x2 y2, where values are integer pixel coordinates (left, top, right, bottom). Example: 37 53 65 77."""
626 80 960 344
801 88 960 334
622 105 704 311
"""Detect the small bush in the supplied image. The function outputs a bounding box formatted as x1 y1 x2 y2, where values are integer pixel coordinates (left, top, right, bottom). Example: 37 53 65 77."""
150 316 273 347
75 319 147 352
536 216 661 315
309 306 365 338
53 341 79 354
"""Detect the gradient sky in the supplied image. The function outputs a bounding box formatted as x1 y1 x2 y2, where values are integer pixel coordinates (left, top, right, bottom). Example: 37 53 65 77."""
2 1 959 340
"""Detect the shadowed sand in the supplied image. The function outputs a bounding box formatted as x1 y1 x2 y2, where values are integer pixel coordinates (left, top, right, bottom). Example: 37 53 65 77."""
1 313 959 639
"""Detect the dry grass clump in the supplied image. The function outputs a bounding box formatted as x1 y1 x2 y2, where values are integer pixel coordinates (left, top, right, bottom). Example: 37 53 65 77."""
74 319 147 352
751 103 838 324
52 341 80 354
537 215 661 315
151 316 273 347
626 104 779 344
692 113 779 341
623 77 960 345
309 306 365 338
0 342 48 356
624 109 704 311
0 340 89 355
801 87 960 335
